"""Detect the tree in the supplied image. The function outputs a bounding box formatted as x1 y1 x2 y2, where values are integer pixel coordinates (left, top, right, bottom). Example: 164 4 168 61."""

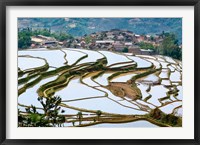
139 42 155 51
18 29 32 49
150 36 154 41
77 112 83 125
39 28 51 36
18 96 65 127
96 110 102 121
18 28 74 49
158 33 182 60
72 121 75 126
53 33 74 42
84 36 91 44
122 47 128 53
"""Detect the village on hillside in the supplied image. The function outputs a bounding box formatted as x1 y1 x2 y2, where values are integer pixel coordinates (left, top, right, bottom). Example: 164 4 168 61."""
29 29 181 55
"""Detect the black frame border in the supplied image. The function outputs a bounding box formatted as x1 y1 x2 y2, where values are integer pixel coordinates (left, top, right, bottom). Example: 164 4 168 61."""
0 0 200 145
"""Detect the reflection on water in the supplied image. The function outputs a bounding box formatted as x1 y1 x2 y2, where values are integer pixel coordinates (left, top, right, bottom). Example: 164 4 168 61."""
18 57 46 71
99 51 131 66
56 78 105 100
128 56 152 68
19 50 66 67
88 120 158 128
18 76 58 108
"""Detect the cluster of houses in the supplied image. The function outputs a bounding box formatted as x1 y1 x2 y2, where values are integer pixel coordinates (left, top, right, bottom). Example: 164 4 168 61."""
69 29 164 55
30 29 166 55
31 35 63 48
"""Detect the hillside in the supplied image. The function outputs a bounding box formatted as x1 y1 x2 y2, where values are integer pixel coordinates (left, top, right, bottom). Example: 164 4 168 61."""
18 18 182 43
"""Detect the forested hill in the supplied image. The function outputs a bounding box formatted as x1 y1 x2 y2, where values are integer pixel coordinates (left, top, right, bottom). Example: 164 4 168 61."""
18 18 182 43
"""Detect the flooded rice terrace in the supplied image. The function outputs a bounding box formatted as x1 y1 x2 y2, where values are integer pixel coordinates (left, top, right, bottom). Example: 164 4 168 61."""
18 48 182 127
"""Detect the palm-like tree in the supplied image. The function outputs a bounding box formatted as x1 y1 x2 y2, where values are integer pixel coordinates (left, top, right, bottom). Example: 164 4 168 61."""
77 112 83 125
18 95 66 127
96 110 102 121
56 116 65 127
72 121 75 126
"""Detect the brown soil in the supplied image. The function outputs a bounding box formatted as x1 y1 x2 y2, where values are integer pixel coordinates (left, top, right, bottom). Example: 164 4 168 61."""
105 82 142 100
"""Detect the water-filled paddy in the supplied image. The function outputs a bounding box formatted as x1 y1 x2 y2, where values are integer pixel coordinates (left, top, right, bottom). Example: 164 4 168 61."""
176 86 183 100
159 101 182 114
148 85 169 106
164 56 177 64
99 51 131 66
56 78 105 101
140 74 159 83
63 97 147 115
88 120 159 127
18 57 46 71
94 72 114 86
136 83 150 99
145 59 161 69
159 70 169 79
82 75 100 87
73 49 104 65
161 80 171 86
159 61 169 69
110 73 136 82
18 75 58 108
19 50 66 67
109 62 136 68
18 48 182 127
128 56 152 68
170 71 181 82
61 49 86 65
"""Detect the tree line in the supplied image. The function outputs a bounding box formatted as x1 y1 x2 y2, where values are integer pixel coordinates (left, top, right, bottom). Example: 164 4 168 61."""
139 33 182 60
18 28 74 49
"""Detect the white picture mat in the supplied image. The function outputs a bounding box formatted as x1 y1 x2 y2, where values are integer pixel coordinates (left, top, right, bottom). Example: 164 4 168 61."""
6 6 194 139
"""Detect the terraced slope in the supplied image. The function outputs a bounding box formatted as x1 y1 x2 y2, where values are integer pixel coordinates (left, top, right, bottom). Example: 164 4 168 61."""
18 48 182 127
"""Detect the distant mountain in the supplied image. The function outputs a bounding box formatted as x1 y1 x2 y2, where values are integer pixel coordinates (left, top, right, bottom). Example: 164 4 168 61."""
18 18 182 43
